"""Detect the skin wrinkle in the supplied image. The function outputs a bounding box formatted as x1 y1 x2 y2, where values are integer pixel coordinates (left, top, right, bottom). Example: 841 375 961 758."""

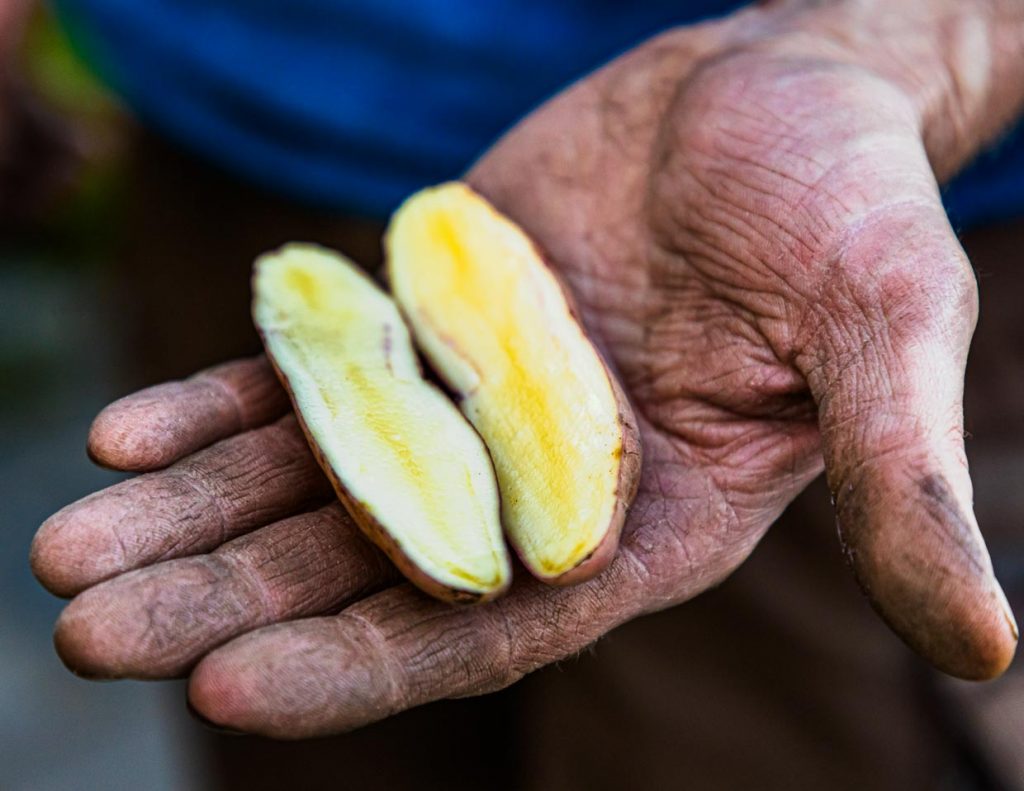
192 370 247 435
143 559 244 659
98 500 131 578
488 595 519 692
704 420 817 470
659 68 933 299
630 435 776 608
170 421 324 546
336 604 421 712
223 511 376 611
223 551 279 623
712 163 832 260
725 129 928 241
148 480 212 555
172 468 232 555
656 68 835 255
639 290 790 406
264 610 403 733
665 221 799 331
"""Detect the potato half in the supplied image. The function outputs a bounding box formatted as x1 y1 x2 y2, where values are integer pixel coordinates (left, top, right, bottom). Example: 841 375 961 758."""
253 244 511 602
387 183 641 584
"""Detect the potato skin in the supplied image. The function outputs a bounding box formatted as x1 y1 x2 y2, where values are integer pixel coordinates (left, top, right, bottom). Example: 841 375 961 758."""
258 332 509 606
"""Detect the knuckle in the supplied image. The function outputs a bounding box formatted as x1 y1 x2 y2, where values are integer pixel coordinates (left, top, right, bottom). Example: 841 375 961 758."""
468 604 522 694
802 201 976 373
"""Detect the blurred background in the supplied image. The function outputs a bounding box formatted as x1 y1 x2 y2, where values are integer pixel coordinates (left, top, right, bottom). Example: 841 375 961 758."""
2 3 1024 790
0 9 206 790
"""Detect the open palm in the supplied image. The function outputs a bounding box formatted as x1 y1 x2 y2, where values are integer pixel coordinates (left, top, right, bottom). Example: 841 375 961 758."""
32 4 1018 737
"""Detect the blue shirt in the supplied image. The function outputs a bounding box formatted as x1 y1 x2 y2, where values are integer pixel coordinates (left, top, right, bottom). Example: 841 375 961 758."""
54 0 1024 225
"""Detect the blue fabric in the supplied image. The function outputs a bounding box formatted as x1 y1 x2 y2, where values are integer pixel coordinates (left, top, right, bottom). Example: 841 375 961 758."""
49 0 740 214
943 119 1024 229
54 0 1024 224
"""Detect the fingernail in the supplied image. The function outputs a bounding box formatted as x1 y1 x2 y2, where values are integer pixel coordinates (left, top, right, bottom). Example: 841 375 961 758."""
186 699 246 736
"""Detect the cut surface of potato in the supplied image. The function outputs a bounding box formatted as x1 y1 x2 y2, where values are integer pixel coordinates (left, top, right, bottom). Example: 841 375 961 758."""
387 183 640 583
253 243 511 601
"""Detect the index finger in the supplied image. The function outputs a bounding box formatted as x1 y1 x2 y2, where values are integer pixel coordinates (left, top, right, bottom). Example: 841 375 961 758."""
88 356 289 472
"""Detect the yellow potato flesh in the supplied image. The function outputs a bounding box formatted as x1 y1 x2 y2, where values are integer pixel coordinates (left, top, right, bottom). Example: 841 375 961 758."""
387 183 625 578
253 244 510 595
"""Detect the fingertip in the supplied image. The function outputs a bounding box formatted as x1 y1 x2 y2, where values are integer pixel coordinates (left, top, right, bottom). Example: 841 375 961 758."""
848 540 1017 680
189 648 278 737
187 616 402 739
28 522 54 592
53 596 116 679
967 583 1017 679
32 487 139 596
87 400 177 472
185 695 246 736
922 585 1017 681
841 522 1017 680
834 461 1018 681
31 510 94 598
187 655 243 731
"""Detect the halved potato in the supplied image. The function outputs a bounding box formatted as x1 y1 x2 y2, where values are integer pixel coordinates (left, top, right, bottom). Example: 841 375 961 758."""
253 243 511 602
387 183 641 584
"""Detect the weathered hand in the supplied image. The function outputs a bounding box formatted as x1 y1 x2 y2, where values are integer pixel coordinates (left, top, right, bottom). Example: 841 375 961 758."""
32 0 1024 737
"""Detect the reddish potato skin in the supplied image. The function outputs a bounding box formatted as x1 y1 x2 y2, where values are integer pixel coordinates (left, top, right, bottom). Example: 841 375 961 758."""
256 330 509 606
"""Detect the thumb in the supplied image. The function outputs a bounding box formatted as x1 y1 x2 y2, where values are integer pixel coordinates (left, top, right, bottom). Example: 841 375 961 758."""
802 202 1017 680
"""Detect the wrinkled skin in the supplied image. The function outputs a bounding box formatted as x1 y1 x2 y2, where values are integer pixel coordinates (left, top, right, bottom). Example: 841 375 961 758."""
30 1 1024 737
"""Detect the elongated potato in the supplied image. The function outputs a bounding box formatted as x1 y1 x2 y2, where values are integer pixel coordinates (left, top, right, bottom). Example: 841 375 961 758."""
387 182 641 584
253 244 511 602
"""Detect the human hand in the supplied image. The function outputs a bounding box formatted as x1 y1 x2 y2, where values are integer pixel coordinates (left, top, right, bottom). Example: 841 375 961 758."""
32 0 1024 737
